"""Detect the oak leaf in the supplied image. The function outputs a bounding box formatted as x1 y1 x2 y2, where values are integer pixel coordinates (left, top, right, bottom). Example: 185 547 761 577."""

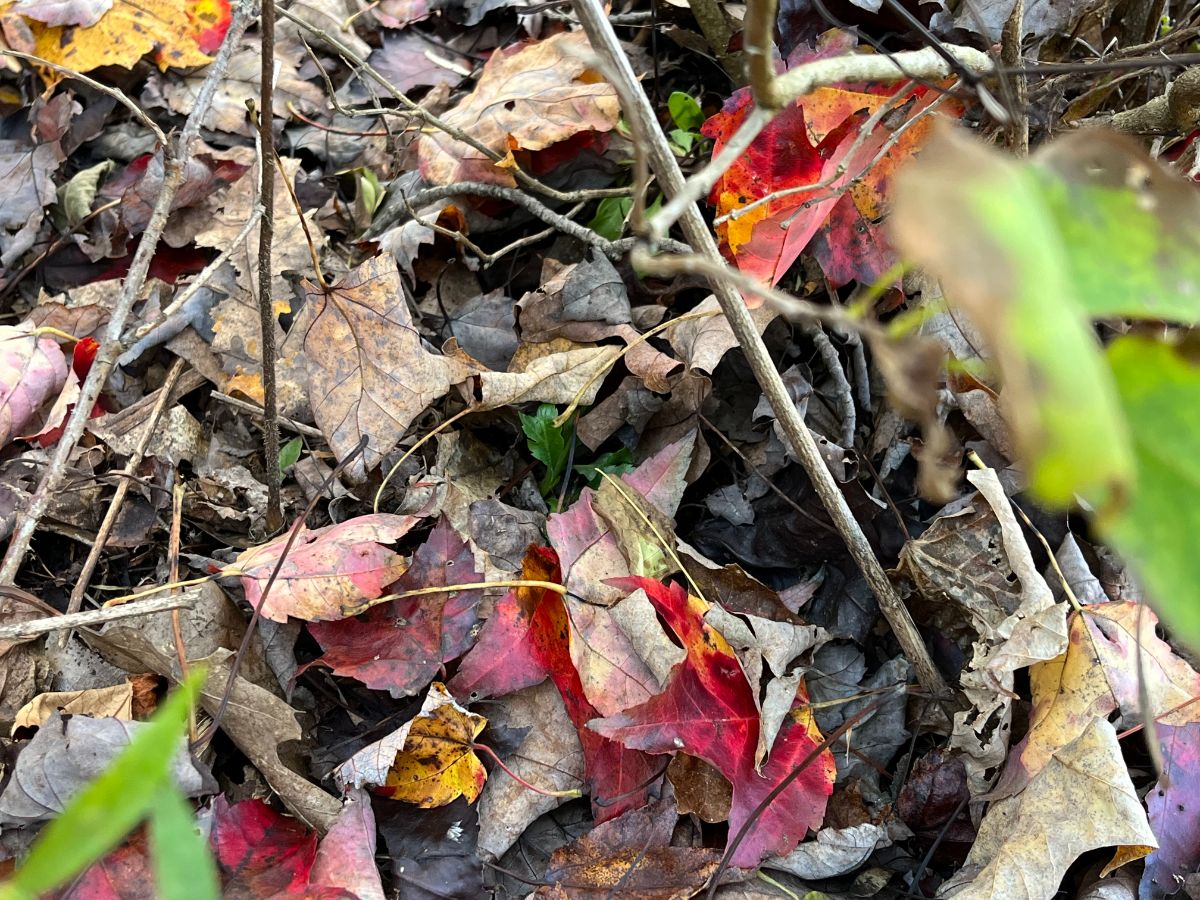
221 513 420 622
418 31 619 188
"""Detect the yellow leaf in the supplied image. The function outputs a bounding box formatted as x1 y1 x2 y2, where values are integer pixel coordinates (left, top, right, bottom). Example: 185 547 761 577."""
384 683 487 807
25 0 211 76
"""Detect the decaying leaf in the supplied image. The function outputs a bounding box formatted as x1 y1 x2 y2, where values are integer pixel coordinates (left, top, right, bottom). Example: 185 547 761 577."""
337 682 488 807
418 31 619 187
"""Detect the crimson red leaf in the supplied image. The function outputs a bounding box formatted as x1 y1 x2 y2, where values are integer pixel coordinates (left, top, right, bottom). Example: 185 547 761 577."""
209 797 316 898
590 578 835 867
310 518 482 697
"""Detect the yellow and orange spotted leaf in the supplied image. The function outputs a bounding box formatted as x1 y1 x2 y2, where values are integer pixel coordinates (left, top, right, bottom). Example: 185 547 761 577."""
21 0 212 77
336 683 488 808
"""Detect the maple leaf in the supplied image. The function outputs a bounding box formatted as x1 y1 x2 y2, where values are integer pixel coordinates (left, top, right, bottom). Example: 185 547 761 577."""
309 517 483 698
701 34 961 289
302 255 474 481
590 577 836 868
221 513 420 622
417 31 619 188
450 546 662 823
22 0 212 76
337 682 489 807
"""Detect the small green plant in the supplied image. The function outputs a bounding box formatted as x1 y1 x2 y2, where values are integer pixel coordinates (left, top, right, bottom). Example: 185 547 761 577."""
0 672 217 900
278 436 303 475
520 404 636 505
667 91 705 155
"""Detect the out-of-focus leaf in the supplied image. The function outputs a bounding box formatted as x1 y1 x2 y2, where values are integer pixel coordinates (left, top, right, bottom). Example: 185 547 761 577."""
1141 721 1200 900
148 786 219 900
278 436 302 474
0 324 68 449
55 160 113 227
4 673 205 898
1103 336 1200 656
589 197 631 241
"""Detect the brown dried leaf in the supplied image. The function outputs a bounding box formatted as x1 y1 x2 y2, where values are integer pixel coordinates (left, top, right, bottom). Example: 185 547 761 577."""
302 255 473 480
418 31 619 187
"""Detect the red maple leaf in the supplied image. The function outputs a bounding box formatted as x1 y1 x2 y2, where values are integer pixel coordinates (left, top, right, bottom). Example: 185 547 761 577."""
701 31 963 290
449 546 662 823
309 518 483 697
590 578 836 868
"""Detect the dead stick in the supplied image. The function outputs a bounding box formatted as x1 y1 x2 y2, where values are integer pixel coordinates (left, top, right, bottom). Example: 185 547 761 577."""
572 0 951 698
59 359 189 649
259 0 283 533
0 590 202 641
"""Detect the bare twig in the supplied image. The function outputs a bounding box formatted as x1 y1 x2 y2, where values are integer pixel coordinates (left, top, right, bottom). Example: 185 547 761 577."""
0 589 203 641
0 49 168 148
573 0 951 698
259 0 283 533
1001 0 1030 153
211 391 325 438
0 0 256 585
60 358 189 648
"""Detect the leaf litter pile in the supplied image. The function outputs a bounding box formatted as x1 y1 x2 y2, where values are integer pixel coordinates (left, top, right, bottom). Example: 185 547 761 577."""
0 0 1199 894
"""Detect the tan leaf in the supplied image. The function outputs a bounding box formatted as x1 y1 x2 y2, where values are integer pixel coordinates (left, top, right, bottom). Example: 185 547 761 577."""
13 682 134 731
417 31 619 187
303 256 474 480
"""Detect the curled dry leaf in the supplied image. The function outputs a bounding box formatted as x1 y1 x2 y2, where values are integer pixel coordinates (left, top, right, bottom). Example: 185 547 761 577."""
418 31 620 188
0 324 68 448
337 682 488 807
222 513 420 622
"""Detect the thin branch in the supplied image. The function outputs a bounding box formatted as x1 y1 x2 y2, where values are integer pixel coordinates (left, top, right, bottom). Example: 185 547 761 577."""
211 391 325 438
0 589 203 641
60 358 189 648
573 0 951 699
0 49 168 148
0 0 257 585
259 0 283 533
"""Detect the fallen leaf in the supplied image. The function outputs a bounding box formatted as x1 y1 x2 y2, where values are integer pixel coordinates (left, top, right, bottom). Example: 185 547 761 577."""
938 718 1154 899
13 681 134 730
209 796 317 898
418 31 619 187
222 513 419 622
309 790 386 900
337 682 488 807
538 796 723 898
590 578 836 868
377 795 484 897
302 255 473 480
0 323 68 448
24 0 212 75
309 517 483 697
10 0 112 28
0 713 214 825
1141 721 1200 900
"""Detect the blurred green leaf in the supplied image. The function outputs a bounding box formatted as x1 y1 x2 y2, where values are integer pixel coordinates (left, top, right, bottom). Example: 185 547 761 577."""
668 91 704 132
590 196 632 241
149 785 219 900
279 436 303 474
3 671 205 899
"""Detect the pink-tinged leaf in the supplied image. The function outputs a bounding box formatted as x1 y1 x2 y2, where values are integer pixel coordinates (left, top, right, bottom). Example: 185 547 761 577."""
309 790 386 900
0 324 68 448
1142 721 1200 900
309 518 482 697
807 193 895 289
591 578 835 867
448 586 547 702
209 797 317 897
222 514 420 622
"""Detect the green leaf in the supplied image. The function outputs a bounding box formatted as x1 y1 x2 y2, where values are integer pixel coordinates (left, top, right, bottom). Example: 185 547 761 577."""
890 127 1134 510
1103 336 1200 652
279 436 303 474
669 128 696 154
4 671 205 898
149 785 219 900
520 404 573 496
55 160 114 229
574 447 634 488
1030 133 1200 323
590 197 632 241
668 91 704 132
